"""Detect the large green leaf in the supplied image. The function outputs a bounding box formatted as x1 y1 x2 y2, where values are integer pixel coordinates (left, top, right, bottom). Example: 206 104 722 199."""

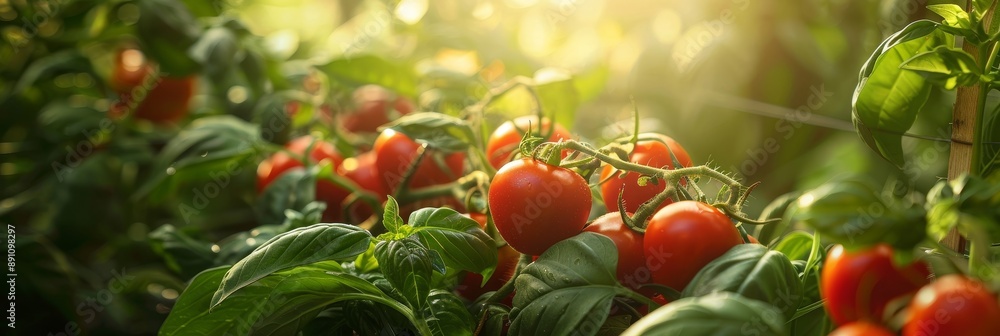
317 55 418 97
374 238 438 309
510 232 624 336
900 46 982 89
852 21 944 168
771 231 814 261
792 181 927 250
423 290 475 336
682 244 803 319
410 207 498 279
622 293 787 336
161 263 415 335
135 116 261 202
210 223 372 307
188 26 239 79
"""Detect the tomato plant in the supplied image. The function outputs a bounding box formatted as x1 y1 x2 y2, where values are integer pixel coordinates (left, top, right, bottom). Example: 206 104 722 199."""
903 275 1000 336
642 201 742 291
257 135 351 222
821 244 931 326
485 116 572 169
599 133 692 213
488 158 592 256
373 128 465 192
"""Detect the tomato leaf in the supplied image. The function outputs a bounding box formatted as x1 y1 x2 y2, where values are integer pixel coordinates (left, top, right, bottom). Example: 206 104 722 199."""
410 207 498 279
3 50 91 103
510 232 621 336
771 231 815 261
422 289 475 336
852 20 943 168
136 0 201 76
255 168 318 225
383 196 404 234
792 181 927 251
135 116 261 203
374 238 437 309
210 223 372 307
622 293 788 336
384 112 478 153
316 55 418 97
682 244 803 319
148 224 217 279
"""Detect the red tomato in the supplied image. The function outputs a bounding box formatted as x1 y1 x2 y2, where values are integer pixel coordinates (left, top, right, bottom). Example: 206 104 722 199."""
642 201 741 291
457 243 519 304
903 275 1000 336
488 158 591 256
338 152 387 223
584 212 649 293
599 133 692 214
485 116 572 169
110 48 194 123
829 322 895 336
373 129 465 192
256 136 349 223
821 244 931 326
341 85 413 133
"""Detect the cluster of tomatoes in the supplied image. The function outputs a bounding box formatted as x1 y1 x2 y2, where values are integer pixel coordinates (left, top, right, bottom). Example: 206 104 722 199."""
824 244 1000 336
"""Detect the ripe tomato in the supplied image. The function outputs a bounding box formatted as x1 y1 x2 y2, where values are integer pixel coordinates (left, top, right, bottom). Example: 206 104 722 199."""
457 243 520 303
488 158 591 256
583 212 649 293
256 136 349 222
485 116 572 169
599 133 692 214
110 48 194 123
829 322 895 336
903 275 1000 336
338 152 387 223
642 201 741 291
373 129 465 192
341 85 413 133
821 244 931 326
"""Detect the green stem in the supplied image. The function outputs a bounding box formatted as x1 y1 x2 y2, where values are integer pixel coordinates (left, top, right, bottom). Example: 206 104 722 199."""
396 170 490 205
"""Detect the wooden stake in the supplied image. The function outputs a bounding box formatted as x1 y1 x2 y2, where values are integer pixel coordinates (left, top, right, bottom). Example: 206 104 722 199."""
942 35 982 253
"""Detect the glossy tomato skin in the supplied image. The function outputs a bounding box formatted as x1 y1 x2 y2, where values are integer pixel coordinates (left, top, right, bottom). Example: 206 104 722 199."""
341 85 413 133
488 158 591 256
600 133 692 214
821 244 931 326
642 201 741 291
110 48 194 123
829 322 896 336
903 275 1000 336
256 136 349 222
584 212 649 293
373 129 465 193
338 152 386 223
485 116 572 169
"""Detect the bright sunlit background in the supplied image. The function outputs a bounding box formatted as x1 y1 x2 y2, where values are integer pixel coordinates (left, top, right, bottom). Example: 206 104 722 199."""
219 0 959 211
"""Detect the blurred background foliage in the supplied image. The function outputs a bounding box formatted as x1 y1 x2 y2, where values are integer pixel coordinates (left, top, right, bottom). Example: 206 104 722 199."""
0 0 978 334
